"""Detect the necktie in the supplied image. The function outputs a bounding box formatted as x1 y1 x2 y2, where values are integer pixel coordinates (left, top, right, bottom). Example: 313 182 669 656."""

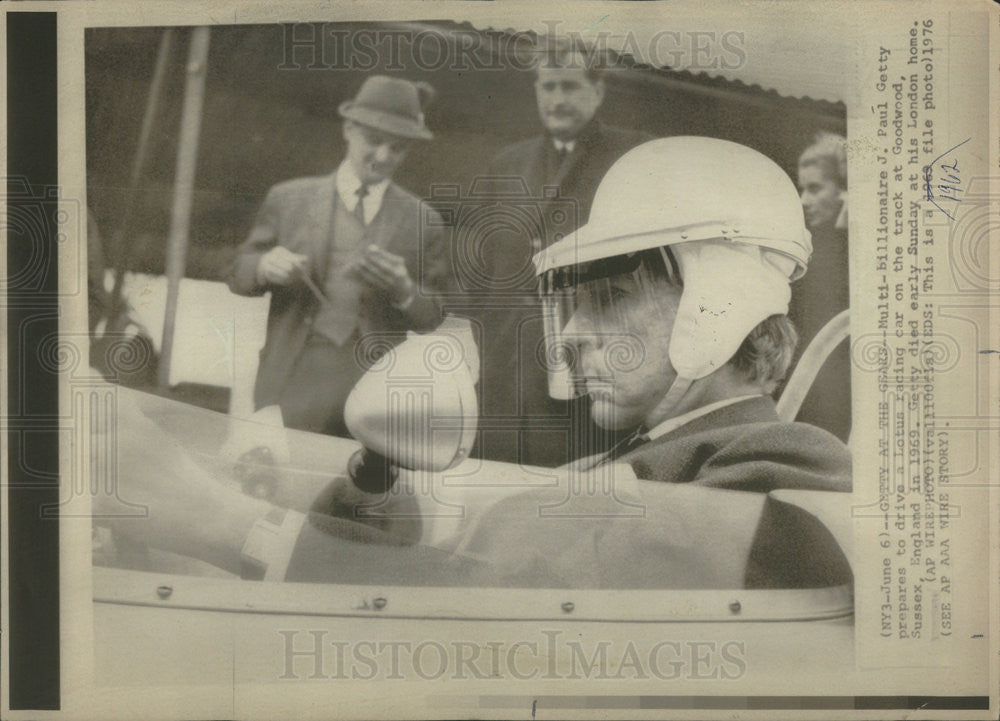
354 184 369 225
548 146 570 184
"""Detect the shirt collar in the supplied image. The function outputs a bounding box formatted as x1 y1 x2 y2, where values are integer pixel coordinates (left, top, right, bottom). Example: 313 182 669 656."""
645 394 766 441
553 138 576 154
336 160 390 225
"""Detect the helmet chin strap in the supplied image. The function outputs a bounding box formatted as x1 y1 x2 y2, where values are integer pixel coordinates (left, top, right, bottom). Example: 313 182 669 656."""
651 375 694 427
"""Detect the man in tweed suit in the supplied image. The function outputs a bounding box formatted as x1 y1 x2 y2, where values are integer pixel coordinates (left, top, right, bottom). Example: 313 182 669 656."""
229 76 449 436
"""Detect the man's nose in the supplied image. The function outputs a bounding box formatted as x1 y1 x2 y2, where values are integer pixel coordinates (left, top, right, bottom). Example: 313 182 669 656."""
563 309 597 347
546 86 570 105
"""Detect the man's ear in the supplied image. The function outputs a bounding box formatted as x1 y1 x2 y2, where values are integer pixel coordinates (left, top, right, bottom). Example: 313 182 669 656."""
594 78 607 104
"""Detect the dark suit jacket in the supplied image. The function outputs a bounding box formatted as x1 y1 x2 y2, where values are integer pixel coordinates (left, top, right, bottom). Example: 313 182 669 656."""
476 121 653 295
228 172 449 408
285 397 852 589
469 122 653 466
620 396 852 493
484 121 652 226
786 225 851 442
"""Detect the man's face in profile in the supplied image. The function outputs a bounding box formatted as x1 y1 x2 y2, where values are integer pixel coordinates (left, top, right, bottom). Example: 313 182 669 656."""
342 120 412 185
534 60 605 141
563 273 680 431
797 163 843 230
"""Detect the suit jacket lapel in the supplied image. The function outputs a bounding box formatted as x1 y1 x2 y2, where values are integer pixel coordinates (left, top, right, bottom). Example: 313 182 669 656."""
524 137 549 192
370 183 402 252
311 170 339 285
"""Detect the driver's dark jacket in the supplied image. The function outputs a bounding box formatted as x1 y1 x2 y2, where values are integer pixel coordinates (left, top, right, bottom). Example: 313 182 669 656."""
284 397 851 589
613 395 850 492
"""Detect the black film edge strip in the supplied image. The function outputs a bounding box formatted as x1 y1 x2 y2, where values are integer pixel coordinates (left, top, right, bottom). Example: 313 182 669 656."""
7 11 61 711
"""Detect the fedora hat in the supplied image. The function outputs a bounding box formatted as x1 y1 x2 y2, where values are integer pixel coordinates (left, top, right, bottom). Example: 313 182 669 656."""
338 75 435 141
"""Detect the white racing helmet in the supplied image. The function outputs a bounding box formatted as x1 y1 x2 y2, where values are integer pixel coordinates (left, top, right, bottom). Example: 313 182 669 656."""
534 137 812 413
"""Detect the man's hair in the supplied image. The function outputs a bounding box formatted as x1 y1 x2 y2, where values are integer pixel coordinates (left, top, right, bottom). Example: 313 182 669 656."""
534 46 606 84
729 315 799 390
798 131 847 189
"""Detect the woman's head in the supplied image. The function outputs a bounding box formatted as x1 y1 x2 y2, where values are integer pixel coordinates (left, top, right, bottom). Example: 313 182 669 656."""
798 132 847 230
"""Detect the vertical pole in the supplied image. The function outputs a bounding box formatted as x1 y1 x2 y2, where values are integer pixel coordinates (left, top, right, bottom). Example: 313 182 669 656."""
107 27 174 328
158 26 210 390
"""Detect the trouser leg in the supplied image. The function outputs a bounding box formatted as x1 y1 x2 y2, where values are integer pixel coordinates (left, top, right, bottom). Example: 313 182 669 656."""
277 337 364 437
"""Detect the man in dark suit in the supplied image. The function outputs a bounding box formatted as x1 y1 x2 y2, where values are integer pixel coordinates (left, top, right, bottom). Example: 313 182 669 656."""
228 76 450 436
469 47 652 468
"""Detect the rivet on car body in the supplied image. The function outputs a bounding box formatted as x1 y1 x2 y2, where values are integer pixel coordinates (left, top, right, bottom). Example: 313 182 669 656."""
373 597 387 610
561 601 574 613
156 585 173 599
729 600 742 614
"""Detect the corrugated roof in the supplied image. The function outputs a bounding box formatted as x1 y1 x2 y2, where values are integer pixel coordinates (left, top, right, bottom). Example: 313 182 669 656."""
434 9 849 104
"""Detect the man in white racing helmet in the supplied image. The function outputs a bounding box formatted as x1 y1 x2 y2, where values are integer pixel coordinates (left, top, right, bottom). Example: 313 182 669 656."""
535 136 851 490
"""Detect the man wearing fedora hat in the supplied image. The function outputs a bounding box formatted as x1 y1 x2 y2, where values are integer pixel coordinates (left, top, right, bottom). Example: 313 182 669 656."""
229 75 451 437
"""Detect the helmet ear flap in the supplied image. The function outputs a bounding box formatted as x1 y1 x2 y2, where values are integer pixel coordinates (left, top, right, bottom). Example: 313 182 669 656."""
667 240 793 385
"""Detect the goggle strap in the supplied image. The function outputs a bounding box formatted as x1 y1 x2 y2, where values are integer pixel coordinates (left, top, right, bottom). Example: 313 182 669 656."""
658 246 681 286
